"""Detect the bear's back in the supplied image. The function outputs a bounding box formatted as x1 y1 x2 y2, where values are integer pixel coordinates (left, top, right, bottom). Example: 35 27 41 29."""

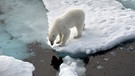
59 8 85 28
64 8 85 20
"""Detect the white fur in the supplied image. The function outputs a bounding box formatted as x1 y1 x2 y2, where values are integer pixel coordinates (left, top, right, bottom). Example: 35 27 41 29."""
48 8 85 46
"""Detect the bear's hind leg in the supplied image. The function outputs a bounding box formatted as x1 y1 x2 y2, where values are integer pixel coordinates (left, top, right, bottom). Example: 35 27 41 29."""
74 23 84 38
56 33 62 44
59 29 70 46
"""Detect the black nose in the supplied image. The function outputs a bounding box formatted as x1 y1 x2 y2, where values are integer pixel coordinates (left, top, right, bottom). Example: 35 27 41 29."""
50 41 53 45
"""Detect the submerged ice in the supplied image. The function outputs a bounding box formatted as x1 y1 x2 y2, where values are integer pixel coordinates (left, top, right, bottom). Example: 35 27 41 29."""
0 0 49 59
117 0 135 10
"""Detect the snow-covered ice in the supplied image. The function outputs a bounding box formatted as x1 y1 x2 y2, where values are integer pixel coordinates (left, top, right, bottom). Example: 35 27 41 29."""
0 55 35 76
43 0 135 55
43 0 135 74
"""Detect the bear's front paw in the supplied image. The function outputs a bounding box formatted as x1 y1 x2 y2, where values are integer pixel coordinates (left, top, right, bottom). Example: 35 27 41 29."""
56 41 61 44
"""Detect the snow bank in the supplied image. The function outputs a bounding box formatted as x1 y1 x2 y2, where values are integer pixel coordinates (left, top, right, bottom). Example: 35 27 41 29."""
59 56 86 76
0 0 50 59
0 55 35 76
43 0 135 55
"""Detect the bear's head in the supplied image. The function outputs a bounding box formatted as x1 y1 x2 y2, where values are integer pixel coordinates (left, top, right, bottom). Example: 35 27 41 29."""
48 29 58 45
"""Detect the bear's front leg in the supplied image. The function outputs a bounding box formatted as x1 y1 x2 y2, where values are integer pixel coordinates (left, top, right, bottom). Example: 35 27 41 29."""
59 29 70 47
56 33 62 44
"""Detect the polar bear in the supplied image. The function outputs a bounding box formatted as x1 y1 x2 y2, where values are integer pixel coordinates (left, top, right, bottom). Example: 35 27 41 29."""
48 8 85 46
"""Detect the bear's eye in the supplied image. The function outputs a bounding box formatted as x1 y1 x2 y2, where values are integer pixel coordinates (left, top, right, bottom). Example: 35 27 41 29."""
52 35 55 37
